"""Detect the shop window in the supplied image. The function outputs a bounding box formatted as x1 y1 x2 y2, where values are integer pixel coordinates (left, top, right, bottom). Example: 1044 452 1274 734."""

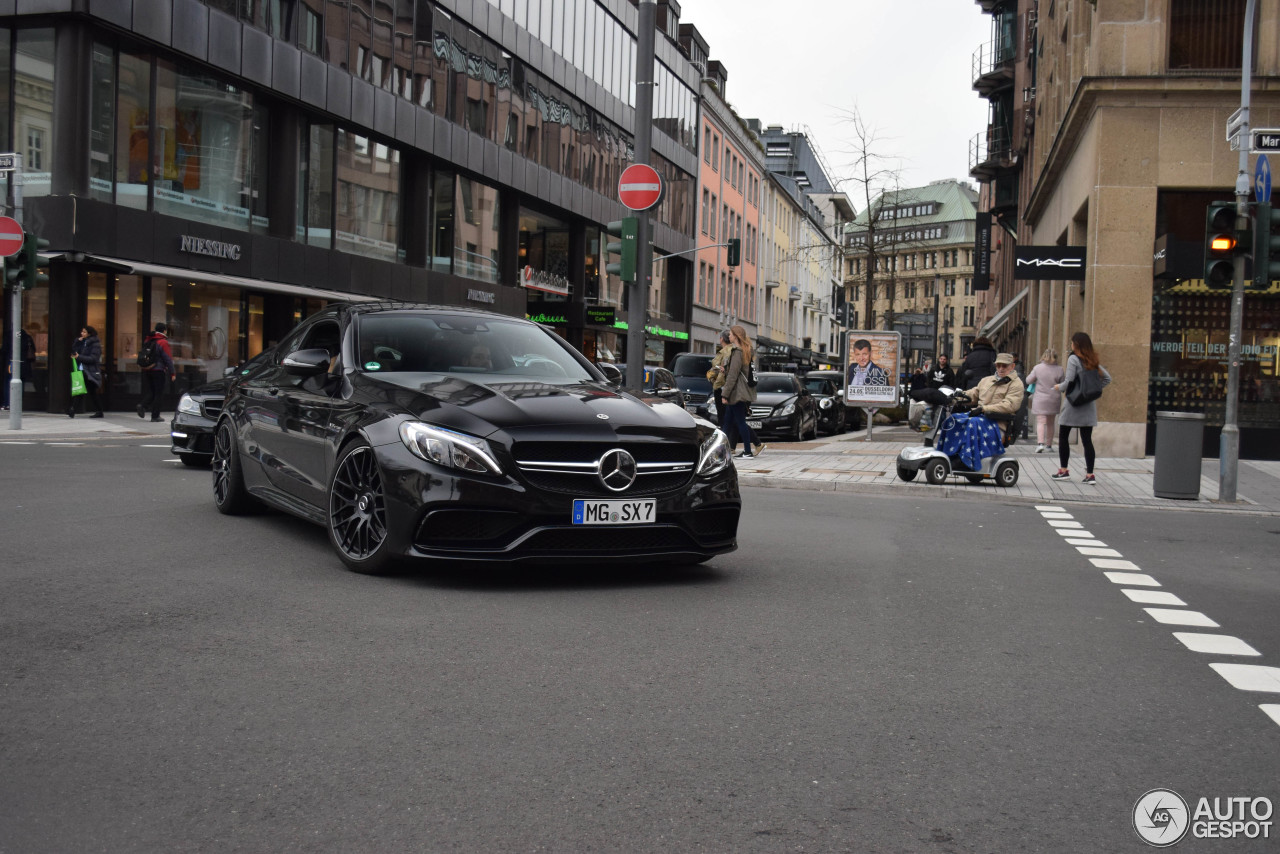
298 122 335 247
455 175 499 282
430 168 454 274
154 61 268 232
89 43 115 204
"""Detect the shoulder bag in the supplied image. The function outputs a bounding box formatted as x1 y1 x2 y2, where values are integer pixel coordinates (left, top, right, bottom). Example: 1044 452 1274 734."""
1065 367 1103 406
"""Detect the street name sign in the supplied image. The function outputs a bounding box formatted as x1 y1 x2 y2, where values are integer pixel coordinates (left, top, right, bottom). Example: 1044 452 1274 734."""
1253 129 1280 153
0 153 17 172
618 163 662 211
0 215 23 256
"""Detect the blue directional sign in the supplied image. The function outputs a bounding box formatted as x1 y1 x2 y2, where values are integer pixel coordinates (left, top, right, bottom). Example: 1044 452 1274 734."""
1257 154 1272 204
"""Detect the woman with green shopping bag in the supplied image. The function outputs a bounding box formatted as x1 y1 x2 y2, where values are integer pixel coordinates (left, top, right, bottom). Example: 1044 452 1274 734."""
69 325 104 418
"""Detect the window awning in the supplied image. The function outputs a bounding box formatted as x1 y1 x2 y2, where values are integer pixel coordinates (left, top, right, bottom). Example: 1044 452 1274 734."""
66 254 369 303
978 286 1029 338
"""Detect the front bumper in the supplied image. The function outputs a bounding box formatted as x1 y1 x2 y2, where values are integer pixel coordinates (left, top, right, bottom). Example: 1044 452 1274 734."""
170 414 217 458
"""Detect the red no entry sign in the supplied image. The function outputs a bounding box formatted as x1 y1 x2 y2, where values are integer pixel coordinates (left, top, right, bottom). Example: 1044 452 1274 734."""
0 216 23 257
618 163 663 211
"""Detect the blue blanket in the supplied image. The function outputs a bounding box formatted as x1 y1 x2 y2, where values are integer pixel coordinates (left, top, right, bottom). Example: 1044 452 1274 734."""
937 412 1005 471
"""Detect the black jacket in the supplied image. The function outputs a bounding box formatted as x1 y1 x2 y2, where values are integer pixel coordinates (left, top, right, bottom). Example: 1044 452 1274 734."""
927 363 956 389
959 344 997 389
72 334 104 386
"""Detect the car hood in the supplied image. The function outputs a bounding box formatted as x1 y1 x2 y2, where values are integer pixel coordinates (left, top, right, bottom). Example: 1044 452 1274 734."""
674 375 712 393
358 372 697 439
752 391 799 406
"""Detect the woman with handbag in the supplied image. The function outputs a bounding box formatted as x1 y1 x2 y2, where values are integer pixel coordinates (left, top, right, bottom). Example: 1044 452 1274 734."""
69 325 105 418
1051 332 1111 484
721 325 764 459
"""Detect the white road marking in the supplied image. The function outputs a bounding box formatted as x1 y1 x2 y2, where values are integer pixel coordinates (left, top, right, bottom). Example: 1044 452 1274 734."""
1104 572 1160 586
141 444 170 448
0 441 37 445
1056 528 1094 538
1090 558 1141 570
1261 705 1280 726
1172 633 1260 656
1035 505 1064 511
1209 664 1280 693
1121 589 1186 606
1143 608 1219 627
45 442 84 446
1041 512 1074 519
1064 538 1109 547
1048 520 1084 529
1077 547 1124 557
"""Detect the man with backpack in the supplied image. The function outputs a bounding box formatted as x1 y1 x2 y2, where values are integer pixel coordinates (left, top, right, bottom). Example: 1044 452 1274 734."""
137 322 175 422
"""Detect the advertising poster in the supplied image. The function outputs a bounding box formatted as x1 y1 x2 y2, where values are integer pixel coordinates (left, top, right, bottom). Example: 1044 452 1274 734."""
844 331 901 407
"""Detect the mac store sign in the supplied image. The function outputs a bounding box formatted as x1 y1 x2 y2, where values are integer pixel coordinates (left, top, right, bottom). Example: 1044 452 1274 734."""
1014 245 1087 280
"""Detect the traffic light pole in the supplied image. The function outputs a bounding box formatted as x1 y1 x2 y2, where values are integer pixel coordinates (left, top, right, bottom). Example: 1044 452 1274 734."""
624 0 656 391
1220 0 1259 503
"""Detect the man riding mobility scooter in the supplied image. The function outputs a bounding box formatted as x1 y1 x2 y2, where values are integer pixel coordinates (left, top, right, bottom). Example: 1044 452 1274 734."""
896 352 1024 487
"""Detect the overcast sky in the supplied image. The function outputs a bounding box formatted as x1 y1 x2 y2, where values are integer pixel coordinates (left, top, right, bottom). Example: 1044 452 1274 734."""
674 0 994 209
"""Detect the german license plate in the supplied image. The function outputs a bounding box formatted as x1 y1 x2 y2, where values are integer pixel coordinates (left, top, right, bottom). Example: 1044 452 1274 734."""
685 404 699 413
746 420 763 429
572 498 656 525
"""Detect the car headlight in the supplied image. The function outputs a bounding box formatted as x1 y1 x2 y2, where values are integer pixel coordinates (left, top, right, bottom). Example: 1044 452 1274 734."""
696 428 731 477
777 401 796 417
177 393 202 416
398 422 502 475
819 397 833 410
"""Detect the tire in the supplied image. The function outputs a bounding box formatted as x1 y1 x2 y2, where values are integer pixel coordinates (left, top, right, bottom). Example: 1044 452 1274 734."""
964 474 985 485
896 464 918 482
924 458 950 485
212 420 256 515
833 410 845 434
180 454 211 468
327 441 397 575
788 419 803 442
995 461 1020 488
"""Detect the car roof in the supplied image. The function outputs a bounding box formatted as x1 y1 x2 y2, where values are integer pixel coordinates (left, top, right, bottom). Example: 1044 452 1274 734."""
337 300 535 325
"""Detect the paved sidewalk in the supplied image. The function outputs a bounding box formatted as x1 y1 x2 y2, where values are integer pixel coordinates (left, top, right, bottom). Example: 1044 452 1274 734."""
5 409 1279 515
736 423 1280 516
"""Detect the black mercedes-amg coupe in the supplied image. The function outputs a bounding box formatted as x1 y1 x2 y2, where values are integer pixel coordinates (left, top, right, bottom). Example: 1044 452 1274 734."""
211 302 740 574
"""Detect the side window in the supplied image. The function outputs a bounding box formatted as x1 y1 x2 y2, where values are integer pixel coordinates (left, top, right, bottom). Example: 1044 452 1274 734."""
301 321 341 358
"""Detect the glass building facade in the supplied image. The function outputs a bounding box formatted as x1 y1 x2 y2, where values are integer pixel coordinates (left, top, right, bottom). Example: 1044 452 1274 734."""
0 1 701 414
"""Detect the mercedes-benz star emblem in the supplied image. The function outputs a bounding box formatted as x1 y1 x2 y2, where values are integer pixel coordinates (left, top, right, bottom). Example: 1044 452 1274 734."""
596 413 610 420
597 448 638 492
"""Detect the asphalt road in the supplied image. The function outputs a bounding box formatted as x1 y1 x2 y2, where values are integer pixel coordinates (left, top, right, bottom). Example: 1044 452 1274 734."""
2 437 1279 852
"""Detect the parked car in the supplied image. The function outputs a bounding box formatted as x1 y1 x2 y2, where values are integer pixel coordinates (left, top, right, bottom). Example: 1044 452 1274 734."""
169 350 273 467
746 372 819 442
669 352 716 421
612 363 686 408
802 369 861 434
212 303 740 574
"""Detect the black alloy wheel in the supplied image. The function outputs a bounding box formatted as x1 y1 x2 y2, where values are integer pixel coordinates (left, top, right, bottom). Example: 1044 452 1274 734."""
327 442 394 574
212 421 255 514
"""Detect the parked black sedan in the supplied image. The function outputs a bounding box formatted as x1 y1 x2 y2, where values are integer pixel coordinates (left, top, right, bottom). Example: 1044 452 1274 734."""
169 350 272 466
212 303 740 574
746 372 819 442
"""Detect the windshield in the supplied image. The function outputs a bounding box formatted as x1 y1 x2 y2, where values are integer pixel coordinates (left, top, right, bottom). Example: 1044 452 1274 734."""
355 313 594 380
756 376 796 394
803 379 832 394
671 354 713 377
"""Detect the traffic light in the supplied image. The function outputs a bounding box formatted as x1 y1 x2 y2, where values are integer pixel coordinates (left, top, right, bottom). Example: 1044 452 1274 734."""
1252 201 1280 291
605 217 637 282
1203 201 1242 289
4 231 51 290
726 237 741 267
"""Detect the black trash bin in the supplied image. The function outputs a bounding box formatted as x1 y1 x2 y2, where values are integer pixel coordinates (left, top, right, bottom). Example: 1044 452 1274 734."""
1153 411 1205 500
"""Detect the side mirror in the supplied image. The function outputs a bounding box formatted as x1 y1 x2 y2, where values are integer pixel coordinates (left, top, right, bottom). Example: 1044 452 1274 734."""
223 365 240 378
282 348 332 375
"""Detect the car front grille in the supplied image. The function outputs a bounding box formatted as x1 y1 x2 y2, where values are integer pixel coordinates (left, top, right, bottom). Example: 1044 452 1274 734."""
683 392 709 405
512 440 698 497
416 508 526 546
748 405 772 419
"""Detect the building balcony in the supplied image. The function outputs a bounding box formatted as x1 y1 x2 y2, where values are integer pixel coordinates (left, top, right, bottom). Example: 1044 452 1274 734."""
969 126 1015 181
788 286 801 301
972 39 1015 97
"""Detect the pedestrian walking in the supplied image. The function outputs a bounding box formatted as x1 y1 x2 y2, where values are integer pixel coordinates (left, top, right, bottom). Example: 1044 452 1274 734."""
69 325 105 418
721 324 764 459
1024 348 1066 454
137 322 176 422
1052 332 1112 485
958 336 998 388
706 330 733 429
1 326 36 410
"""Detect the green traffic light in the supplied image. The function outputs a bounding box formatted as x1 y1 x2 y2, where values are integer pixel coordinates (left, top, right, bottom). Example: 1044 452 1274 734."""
604 217 637 282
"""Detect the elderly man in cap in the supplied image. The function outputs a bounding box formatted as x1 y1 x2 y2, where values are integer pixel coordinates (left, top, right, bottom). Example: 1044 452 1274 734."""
955 352 1025 443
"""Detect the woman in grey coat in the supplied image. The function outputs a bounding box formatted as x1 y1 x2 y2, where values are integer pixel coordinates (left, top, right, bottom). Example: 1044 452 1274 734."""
1051 331 1111 484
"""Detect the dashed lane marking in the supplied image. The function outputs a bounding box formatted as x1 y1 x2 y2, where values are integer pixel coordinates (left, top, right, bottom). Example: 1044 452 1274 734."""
1143 608 1220 628
1122 589 1187 606
1209 664 1280 693
1046 508 1278 730
1173 633 1260 656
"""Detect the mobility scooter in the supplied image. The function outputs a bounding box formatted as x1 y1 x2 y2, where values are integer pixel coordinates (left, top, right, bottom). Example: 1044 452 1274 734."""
895 387 1020 487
